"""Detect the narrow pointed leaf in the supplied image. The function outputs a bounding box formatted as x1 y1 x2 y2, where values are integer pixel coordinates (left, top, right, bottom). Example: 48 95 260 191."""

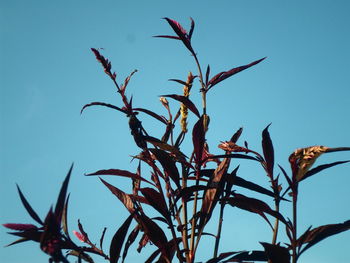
62 194 70 237
109 214 134 263
230 127 243 143
223 250 268 262
192 116 205 164
81 102 127 115
161 94 200 117
122 225 140 263
86 169 155 186
55 164 73 222
262 124 274 177
100 178 135 213
133 108 167 124
298 220 350 255
16 185 43 225
208 57 266 89
301 160 350 182
169 78 189 86
5 237 31 247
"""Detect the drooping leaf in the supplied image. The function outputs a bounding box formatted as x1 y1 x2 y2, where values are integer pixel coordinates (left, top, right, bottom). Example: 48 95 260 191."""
298 220 350 256
301 160 350 182
161 94 200 118
208 57 266 89
86 169 155 186
227 194 287 228
133 107 168 124
139 187 170 221
99 227 107 250
100 178 135 213
55 164 73 223
81 102 127 115
149 148 181 188
260 242 290 263
16 185 43 225
109 214 134 263
262 124 274 178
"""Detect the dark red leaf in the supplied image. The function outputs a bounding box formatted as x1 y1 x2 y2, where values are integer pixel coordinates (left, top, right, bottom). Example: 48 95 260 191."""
223 250 267 262
168 78 189 86
298 220 350 256
262 124 274 178
260 242 290 263
109 214 134 263
86 169 155 186
16 185 43 225
3 223 38 231
55 164 73 223
230 127 243 143
100 178 135 213
133 107 168 124
192 116 206 165
81 102 127 115
149 148 181 188
122 225 140 263
208 57 266 89
139 187 170 221
161 94 200 118
301 160 350 182
227 194 287 227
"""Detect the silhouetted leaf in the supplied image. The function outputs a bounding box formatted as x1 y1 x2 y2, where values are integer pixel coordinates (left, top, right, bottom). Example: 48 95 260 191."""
140 187 170 221
230 127 243 143
100 178 135 213
222 250 267 262
193 116 205 164
234 175 279 199
99 227 107 250
109 214 134 263
260 242 290 263
169 79 189 86
174 185 209 203
301 160 350 182
4 237 31 247
149 148 181 188
227 194 287 228
208 153 260 162
262 124 274 177
133 108 167 124
81 102 127 115
86 169 155 186
3 223 38 231
144 136 187 161
161 94 200 118
122 225 140 263
208 57 266 89
16 185 43 225
298 220 350 256
55 164 73 223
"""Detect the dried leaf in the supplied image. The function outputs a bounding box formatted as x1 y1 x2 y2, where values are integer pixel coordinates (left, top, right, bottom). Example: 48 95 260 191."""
62 194 70 237
109 214 134 263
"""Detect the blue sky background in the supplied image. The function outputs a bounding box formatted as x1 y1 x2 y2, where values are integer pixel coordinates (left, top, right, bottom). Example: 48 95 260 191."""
1 1 350 262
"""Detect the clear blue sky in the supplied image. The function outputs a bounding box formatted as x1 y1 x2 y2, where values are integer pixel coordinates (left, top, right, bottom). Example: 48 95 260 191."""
1 1 350 263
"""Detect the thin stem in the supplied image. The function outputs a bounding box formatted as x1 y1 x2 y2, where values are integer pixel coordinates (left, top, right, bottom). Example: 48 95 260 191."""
213 200 225 258
189 165 200 262
181 165 190 263
292 191 298 263
271 200 280 244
